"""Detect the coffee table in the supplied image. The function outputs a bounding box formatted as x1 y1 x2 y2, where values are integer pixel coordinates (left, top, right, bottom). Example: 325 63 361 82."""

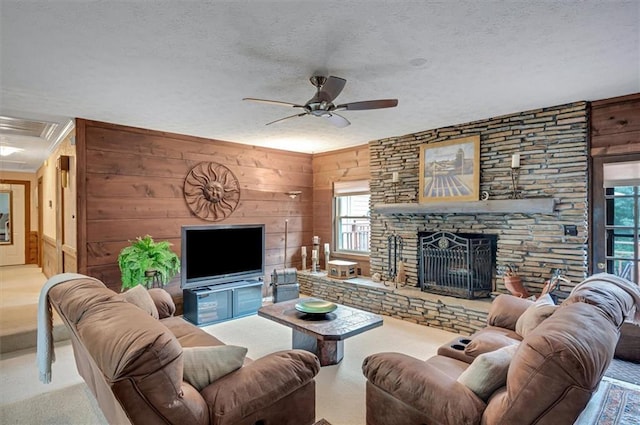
258 298 383 366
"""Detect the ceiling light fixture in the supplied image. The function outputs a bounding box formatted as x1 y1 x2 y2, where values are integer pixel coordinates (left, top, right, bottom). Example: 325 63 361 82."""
0 146 24 157
286 191 302 199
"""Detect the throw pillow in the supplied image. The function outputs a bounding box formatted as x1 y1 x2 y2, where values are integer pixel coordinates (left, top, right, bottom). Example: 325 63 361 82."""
515 294 558 338
120 284 159 319
457 344 518 400
182 345 248 391
464 333 520 358
147 288 176 318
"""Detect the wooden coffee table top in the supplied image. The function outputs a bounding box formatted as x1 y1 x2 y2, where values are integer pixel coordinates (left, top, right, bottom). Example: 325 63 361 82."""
258 298 383 341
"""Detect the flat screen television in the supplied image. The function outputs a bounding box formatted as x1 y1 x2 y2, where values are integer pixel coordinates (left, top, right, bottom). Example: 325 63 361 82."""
181 224 265 290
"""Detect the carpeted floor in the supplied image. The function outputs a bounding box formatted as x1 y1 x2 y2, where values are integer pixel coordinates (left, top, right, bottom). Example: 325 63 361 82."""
605 358 640 385
2 313 639 425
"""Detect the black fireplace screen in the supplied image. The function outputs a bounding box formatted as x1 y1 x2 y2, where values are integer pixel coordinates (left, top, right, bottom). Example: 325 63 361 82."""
419 231 493 299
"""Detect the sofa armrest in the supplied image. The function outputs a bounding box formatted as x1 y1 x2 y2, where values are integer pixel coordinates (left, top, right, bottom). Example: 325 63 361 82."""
362 353 485 424
486 294 533 330
148 288 176 318
201 349 320 422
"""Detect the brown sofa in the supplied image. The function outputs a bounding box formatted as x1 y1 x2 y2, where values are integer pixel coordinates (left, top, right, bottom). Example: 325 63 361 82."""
362 274 639 425
47 276 321 425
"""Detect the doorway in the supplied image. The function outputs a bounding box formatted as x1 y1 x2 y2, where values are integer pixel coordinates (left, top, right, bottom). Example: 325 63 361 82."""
592 155 640 283
0 181 29 266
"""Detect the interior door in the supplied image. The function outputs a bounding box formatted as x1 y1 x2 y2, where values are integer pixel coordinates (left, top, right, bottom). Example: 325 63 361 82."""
0 184 26 266
592 154 640 283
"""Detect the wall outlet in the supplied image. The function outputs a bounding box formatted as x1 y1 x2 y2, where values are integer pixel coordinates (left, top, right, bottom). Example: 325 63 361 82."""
564 225 578 236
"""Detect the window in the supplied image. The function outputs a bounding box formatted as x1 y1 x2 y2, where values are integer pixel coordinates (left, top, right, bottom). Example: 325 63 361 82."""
603 161 640 283
334 180 370 254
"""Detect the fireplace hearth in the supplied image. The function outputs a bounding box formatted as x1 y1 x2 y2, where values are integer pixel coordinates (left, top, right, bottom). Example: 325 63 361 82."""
419 231 495 299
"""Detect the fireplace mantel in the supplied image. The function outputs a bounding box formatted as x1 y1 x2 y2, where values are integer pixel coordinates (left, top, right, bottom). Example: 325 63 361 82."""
373 198 556 215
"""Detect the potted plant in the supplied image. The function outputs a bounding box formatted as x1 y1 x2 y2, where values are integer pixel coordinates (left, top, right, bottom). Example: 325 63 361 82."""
117 235 180 290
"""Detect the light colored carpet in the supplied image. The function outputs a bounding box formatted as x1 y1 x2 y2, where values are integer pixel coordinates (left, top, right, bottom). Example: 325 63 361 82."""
0 314 455 425
2 313 638 425
202 314 457 425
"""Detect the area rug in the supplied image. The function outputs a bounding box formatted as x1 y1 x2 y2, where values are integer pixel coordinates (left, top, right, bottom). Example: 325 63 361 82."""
574 376 640 425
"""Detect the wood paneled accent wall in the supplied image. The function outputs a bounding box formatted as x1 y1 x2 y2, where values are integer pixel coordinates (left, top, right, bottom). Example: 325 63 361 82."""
312 145 371 276
28 231 38 264
76 119 313 293
42 235 57 278
591 93 640 156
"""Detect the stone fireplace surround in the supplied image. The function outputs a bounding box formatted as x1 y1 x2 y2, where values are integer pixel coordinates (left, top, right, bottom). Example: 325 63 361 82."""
298 271 490 336
368 101 589 297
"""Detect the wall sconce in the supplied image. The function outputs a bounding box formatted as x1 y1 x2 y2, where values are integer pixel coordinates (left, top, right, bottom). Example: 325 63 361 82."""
285 191 302 199
57 155 70 188
391 171 400 203
510 153 520 199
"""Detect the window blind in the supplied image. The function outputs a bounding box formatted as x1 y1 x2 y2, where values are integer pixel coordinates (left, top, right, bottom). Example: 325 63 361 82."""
333 180 369 196
603 161 640 188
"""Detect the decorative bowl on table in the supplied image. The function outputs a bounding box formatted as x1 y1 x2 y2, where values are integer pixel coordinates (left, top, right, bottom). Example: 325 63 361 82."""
295 299 337 314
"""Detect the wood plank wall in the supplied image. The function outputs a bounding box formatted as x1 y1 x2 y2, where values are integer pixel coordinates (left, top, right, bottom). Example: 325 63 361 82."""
42 235 57 278
312 145 371 276
591 93 640 156
27 231 38 264
76 119 313 294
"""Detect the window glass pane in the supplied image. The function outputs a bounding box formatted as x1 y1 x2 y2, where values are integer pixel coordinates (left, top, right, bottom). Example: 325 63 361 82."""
610 196 635 226
613 186 635 195
611 229 635 258
612 259 636 282
337 194 370 216
335 193 370 253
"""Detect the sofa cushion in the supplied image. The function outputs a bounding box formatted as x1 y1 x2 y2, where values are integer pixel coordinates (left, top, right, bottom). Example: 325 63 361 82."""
161 316 228 347
487 294 534 331
457 344 518 401
465 331 520 358
182 345 248 391
119 284 159 319
148 288 176 318
515 294 558 337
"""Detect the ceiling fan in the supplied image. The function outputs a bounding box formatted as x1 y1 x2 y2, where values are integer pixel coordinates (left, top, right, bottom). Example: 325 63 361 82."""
243 75 398 128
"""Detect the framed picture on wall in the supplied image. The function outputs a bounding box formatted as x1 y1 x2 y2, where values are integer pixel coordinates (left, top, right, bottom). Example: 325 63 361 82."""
419 135 480 203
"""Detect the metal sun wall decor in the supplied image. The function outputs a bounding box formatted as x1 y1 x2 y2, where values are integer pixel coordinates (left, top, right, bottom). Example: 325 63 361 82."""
184 162 240 221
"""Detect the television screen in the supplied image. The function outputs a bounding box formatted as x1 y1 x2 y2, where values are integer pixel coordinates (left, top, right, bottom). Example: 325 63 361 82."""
181 224 265 290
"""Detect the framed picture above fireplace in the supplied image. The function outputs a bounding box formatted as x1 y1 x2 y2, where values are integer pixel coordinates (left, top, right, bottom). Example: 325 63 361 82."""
419 135 480 203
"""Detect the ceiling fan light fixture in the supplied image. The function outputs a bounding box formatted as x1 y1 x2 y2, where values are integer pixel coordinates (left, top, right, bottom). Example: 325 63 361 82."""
244 74 397 128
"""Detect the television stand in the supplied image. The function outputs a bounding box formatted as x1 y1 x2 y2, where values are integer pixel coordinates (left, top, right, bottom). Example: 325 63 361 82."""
183 279 263 326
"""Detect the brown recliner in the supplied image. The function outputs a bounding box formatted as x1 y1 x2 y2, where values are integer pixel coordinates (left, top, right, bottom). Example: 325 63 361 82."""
48 277 321 425
362 274 639 425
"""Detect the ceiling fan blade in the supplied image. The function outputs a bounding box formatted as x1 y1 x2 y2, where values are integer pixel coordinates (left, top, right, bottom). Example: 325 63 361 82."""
325 113 350 128
243 98 304 108
265 112 308 126
336 99 398 111
319 76 346 102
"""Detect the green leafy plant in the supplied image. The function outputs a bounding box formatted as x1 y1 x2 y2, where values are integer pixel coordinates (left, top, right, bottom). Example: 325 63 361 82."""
117 235 180 290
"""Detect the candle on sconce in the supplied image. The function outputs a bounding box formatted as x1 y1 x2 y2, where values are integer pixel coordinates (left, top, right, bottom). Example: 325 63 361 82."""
312 236 320 244
301 246 307 256
324 243 330 252
312 249 318 260
392 171 399 183
511 153 521 169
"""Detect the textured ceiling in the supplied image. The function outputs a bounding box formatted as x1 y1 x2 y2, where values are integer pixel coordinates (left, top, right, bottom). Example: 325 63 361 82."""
1 1 639 172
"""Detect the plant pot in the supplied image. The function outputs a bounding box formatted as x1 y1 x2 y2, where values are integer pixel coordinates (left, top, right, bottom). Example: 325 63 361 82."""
504 275 529 298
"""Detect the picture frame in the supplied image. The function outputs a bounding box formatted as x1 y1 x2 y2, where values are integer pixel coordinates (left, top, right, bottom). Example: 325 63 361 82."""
418 135 480 203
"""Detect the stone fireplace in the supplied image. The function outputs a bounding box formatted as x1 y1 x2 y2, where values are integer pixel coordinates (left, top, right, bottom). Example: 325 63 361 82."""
419 231 496 299
368 101 589 297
